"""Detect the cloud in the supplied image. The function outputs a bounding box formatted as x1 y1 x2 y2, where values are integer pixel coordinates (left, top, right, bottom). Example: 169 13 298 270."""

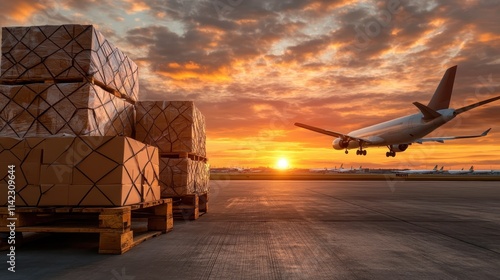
0 0 43 26
2 0 500 167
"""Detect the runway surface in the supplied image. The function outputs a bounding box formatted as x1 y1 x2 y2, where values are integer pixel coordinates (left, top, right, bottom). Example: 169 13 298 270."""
2 180 500 279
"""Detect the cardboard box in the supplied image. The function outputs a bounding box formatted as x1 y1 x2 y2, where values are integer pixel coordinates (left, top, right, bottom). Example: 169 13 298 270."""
39 185 69 206
0 139 42 189
21 149 42 184
39 164 73 185
1 25 139 101
0 185 42 206
0 184 68 207
0 83 134 138
68 184 142 206
159 157 210 197
135 101 206 157
0 136 160 206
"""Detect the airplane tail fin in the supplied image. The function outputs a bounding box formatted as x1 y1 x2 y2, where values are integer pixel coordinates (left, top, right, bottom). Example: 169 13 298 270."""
433 165 438 170
427 65 457 110
470 166 474 172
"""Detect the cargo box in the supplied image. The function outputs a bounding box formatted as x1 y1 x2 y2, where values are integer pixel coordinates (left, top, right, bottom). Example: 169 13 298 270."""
135 101 206 157
1 25 139 101
0 136 160 206
159 157 209 197
0 82 134 137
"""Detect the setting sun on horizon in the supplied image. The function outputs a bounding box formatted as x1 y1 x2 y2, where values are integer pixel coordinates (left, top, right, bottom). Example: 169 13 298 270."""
276 158 290 170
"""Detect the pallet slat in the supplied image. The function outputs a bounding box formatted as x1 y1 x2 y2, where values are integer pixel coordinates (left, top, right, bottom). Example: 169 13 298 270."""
170 193 208 221
0 199 173 254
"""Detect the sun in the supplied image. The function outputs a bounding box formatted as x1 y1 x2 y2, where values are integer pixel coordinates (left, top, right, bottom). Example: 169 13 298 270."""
276 158 290 170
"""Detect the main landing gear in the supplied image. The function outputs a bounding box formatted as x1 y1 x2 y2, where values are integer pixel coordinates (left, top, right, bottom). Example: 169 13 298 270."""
356 149 367 156
386 147 396 157
356 141 367 156
344 140 367 156
345 149 367 155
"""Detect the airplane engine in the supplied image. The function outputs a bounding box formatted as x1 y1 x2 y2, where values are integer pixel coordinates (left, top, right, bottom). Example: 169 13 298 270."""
391 144 409 152
332 138 349 150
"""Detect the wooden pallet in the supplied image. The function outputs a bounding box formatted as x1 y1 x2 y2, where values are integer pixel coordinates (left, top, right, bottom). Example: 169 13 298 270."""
171 193 208 221
0 76 135 104
0 77 84 85
0 198 173 254
160 152 208 163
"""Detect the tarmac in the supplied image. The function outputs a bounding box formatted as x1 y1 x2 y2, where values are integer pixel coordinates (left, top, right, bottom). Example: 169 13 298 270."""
2 180 500 279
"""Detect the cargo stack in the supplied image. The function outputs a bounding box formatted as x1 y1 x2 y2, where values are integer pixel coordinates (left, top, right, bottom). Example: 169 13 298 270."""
135 101 209 219
0 25 160 207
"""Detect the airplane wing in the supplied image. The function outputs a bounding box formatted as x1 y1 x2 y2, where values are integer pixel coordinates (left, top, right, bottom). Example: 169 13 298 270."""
294 123 373 143
414 128 491 144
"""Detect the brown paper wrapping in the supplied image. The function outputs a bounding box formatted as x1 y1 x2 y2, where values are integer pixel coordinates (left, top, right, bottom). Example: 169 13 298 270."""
135 101 206 157
1 25 139 101
0 82 134 137
0 136 160 206
159 157 210 197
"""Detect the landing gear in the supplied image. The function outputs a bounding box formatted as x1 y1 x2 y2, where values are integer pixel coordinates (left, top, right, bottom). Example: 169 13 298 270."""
386 150 396 157
356 141 367 156
356 150 367 156
345 149 348 154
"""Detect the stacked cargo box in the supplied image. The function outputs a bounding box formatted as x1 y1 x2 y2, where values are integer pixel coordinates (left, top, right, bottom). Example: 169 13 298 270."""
135 101 209 198
0 25 159 207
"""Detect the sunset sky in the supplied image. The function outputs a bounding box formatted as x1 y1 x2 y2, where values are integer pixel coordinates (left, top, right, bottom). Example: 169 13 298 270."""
1 0 500 169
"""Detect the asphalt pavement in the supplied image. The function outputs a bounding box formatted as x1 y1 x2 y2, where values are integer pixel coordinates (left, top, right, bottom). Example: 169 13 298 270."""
2 180 500 279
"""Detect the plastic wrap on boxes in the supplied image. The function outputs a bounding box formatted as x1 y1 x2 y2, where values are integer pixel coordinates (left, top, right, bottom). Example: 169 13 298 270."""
1 25 139 101
135 101 206 157
0 136 160 206
159 157 210 197
0 82 134 137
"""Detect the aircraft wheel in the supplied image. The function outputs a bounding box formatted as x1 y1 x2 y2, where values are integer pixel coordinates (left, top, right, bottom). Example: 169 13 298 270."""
345 150 348 154
363 150 367 156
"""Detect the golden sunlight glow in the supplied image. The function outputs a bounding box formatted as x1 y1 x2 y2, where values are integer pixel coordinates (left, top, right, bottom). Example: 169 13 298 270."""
12 3 42 22
276 158 290 170
126 1 150 13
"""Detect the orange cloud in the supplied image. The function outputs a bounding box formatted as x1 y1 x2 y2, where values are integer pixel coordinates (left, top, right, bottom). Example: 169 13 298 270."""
478 33 500 42
8 2 44 22
125 1 150 13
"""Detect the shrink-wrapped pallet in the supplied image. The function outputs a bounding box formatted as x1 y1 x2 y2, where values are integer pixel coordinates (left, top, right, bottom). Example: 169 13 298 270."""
0 82 134 138
135 101 206 157
159 157 210 197
1 25 139 101
0 136 160 206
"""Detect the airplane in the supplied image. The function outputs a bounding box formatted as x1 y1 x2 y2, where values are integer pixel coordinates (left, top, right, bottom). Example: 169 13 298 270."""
337 165 355 173
447 166 474 174
397 165 443 174
310 163 347 173
295 65 499 157
472 168 493 174
309 167 328 173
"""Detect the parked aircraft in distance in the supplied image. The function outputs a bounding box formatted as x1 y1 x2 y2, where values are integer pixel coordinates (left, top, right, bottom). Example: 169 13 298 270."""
310 163 346 173
398 165 443 174
472 168 493 174
447 166 474 174
337 165 355 173
295 66 500 157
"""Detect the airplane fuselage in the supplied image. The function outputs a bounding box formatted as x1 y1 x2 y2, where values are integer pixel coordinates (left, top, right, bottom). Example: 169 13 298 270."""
335 109 456 149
